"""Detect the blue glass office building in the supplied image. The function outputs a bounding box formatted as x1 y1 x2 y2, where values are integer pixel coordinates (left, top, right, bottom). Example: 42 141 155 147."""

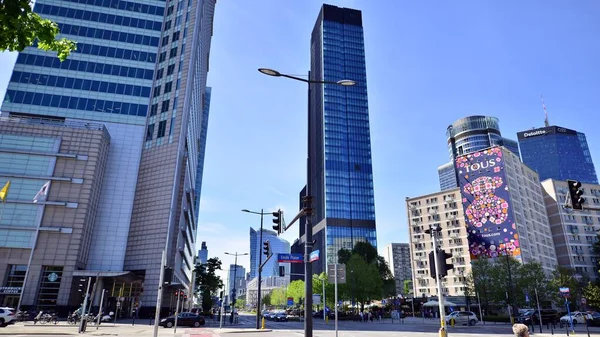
308 4 377 273
517 126 598 184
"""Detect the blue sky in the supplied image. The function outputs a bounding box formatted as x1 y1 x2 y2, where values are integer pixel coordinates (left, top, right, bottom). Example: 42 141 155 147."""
1 0 599 280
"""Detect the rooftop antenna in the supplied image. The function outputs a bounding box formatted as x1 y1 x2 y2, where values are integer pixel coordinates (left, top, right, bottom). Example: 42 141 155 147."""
541 94 549 127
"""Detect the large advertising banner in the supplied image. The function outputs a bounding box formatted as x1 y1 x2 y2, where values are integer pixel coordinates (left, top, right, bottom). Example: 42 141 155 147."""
456 147 520 259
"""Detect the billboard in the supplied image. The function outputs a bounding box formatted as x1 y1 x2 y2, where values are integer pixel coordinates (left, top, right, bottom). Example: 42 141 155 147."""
456 147 520 259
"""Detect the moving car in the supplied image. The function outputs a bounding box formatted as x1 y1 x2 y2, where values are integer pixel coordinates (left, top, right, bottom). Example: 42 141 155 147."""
160 312 205 328
445 311 478 326
274 312 288 322
0 307 16 327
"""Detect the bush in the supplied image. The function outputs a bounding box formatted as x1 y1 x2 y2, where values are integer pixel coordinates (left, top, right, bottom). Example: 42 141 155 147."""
483 316 511 323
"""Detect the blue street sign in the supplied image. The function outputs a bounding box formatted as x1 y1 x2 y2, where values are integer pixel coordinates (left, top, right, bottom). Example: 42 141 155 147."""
278 253 304 263
310 250 320 262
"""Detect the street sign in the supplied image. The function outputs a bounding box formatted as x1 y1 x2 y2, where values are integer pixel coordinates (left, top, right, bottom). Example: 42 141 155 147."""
310 250 320 262
327 264 346 284
287 297 294 306
313 294 321 305
277 253 304 263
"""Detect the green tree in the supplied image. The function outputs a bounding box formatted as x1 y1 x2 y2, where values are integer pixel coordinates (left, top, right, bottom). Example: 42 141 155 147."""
583 282 600 310
194 257 224 312
271 287 287 307
287 280 305 305
1 0 76 60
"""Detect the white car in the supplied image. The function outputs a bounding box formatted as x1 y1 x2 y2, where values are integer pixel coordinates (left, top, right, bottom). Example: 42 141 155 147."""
0 307 16 327
445 311 479 326
560 312 584 325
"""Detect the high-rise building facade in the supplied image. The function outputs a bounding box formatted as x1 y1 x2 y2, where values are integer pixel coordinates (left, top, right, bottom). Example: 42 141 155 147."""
439 116 520 191
227 264 245 296
197 241 208 265
307 4 377 273
541 179 600 281
125 0 216 314
518 126 598 184
383 243 412 296
1 0 217 314
249 228 290 279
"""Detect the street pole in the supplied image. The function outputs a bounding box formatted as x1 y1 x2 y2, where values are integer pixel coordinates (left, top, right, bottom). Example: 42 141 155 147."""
256 209 264 329
96 289 105 329
334 263 339 337
304 195 314 337
431 228 447 337
78 277 92 333
152 250 166 337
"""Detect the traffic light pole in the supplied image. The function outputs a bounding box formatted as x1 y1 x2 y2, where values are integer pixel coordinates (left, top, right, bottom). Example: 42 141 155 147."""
431 230 447 337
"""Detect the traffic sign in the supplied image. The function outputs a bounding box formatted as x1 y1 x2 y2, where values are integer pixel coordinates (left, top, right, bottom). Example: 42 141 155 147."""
310 250 320 262
327 264 346 284
277 253 303 263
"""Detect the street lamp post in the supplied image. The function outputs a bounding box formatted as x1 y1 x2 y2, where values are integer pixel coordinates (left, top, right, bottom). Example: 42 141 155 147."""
242 208 270 329
225 251 248 324
258 68 355 337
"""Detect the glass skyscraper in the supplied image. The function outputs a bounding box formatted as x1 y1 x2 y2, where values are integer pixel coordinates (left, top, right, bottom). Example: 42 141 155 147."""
307 4 377 273
517 125 598 184
438 116 520 191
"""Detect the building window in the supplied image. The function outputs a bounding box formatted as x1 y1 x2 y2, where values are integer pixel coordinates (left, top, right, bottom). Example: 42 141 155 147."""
157 120 167 138
36 266 63 310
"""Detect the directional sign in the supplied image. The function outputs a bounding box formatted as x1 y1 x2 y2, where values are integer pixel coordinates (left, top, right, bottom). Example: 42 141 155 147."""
278 253 304 263
310 250 320 262
327 264 346 284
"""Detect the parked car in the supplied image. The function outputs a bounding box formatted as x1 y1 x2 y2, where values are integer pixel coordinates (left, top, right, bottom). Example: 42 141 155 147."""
445 311 478 326
560 312 585 325
160 312 205 328
0 307 16 327
274 312 288 322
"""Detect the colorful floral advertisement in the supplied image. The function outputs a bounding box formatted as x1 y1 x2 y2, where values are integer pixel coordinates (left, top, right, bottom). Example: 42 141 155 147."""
456 147 520 260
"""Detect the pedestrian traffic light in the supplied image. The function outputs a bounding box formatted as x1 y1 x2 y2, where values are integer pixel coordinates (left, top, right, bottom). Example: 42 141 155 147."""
436 249 454 278
263 240 271 256
567 179 586 210
279 265 285 277
272 210 283 234
163 267 173 285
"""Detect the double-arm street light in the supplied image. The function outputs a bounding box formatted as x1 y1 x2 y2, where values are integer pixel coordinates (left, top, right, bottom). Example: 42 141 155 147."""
258 67 356 337
242 208 272 329
224 251 248 323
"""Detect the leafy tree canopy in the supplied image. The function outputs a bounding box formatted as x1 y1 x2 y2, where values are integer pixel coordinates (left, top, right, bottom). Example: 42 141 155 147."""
1 0 76 61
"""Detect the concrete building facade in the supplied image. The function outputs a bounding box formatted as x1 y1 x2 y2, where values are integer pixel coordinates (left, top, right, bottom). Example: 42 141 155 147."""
0 116 110 312
541 179 600 281
383 243 412 296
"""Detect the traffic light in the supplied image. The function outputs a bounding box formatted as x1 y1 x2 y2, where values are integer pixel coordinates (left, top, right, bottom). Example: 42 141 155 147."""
263 240 271 256
436 249 454 278
428 250 436 280
163 267 173 285
272 210 282 234
279 265 285 277
567 179 586 210
303 196 313 216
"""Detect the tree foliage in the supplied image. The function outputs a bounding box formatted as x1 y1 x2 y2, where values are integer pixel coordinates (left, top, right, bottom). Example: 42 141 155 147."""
194 257 224 312
271 287 287 307
0 0 76 60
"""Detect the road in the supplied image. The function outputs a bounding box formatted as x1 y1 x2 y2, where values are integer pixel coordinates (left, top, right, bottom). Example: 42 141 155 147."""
1 313 599 337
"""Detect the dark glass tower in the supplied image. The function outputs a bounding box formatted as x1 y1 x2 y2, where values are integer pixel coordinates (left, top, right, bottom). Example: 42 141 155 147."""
308 4 377 273
517 126 598 184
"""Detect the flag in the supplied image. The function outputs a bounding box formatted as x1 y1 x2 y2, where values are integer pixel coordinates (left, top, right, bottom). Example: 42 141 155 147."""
33 181 51 203
0 181 10 203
